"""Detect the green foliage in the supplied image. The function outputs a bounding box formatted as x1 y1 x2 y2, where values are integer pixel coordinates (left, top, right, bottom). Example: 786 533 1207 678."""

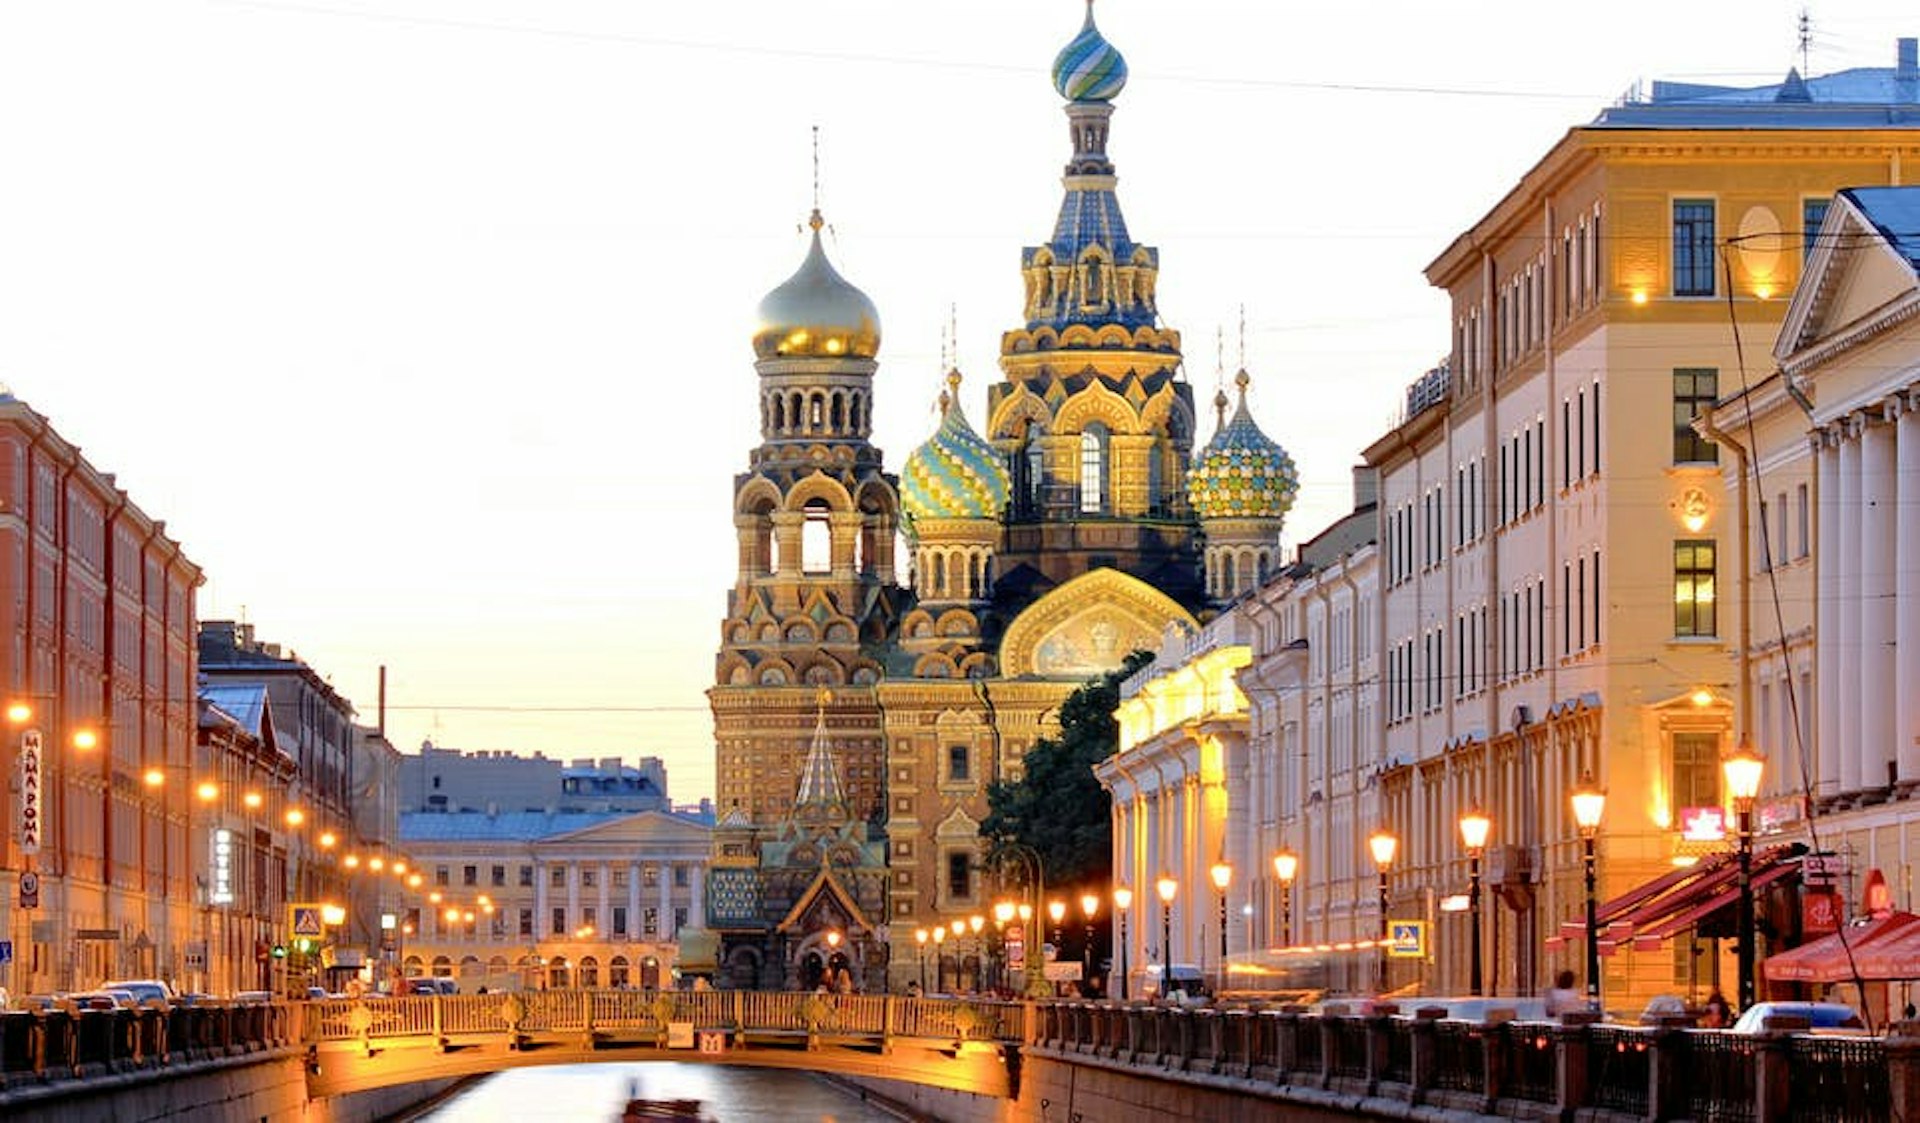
982 650 1153 889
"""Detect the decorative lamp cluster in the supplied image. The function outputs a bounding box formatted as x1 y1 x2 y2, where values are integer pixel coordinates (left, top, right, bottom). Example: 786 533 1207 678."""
899 371 1011 526
1051 2 1128 102
1186 370 1299 521
751 209 882 361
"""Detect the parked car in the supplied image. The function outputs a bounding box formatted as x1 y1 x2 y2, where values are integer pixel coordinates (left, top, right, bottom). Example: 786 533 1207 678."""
1729 1001 1866 1033
231 990 273 1005
401 977 458 996
63 990 137 1011
1141 964 1205 1001
101 979 176 1006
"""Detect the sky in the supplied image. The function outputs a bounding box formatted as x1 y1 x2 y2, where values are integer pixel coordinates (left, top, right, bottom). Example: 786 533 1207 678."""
1 1 1914 804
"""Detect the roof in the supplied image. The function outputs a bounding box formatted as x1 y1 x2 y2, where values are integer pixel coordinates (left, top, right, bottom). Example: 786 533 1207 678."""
1593 60 1920 129
398 809 706 843
1842 185 1920 270
200 683 270 740
1765 912 1920 983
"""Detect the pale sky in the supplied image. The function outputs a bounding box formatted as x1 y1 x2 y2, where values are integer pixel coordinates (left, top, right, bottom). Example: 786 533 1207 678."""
1 1 1913 803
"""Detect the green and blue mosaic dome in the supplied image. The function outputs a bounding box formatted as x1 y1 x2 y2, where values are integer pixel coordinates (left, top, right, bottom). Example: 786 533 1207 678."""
1188 373 1299 522
900 374 1010 525
1051 2 1128 103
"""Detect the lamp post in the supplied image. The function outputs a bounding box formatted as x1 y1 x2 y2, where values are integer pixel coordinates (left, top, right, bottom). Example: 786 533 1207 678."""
1367 831 1397 995
1079 893 1099 992
1209 859 1232 995
931 925 946 993
1458 809 1492 998
1723 742 1766 1011
993 901 1015 991
1571 776 1607 1008
1155 875 1177 998
1272 850 1298 947
1112 885 1133 1001
915 928 929 993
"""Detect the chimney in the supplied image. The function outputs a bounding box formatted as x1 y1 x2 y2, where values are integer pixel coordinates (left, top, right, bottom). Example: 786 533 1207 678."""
1351 465 1380 512
1899 38 1918 103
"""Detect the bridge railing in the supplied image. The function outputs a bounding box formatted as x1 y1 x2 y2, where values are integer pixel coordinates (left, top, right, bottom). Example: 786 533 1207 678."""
0 1001 296 1090
1029 1000 1914 1123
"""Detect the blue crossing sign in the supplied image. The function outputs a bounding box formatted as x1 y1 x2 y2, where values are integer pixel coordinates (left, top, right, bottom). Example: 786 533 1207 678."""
1388 920 1427 959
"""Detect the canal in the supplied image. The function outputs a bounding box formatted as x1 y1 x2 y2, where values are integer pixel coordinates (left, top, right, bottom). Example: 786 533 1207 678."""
394 1062 921 1122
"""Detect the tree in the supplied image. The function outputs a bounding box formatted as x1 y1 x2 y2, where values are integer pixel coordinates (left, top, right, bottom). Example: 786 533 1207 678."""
982 650 1153 889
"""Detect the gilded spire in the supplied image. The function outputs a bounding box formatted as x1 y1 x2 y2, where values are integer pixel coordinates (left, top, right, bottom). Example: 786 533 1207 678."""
794 691 847 814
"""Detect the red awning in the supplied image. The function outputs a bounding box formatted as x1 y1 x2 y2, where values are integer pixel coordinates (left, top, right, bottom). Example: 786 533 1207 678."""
1851 915 1920 980
1623 862 1800 952
1764 913 1920 982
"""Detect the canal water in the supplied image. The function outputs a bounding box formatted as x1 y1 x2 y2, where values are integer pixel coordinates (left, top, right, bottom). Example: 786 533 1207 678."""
394 1062 921 1122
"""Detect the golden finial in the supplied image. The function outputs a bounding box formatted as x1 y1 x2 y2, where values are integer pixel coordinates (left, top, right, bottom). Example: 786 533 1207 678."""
816 688 833 709
1234 367 1251 408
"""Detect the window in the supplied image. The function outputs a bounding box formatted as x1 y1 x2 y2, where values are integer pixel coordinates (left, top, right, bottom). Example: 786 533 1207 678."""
947 851 972 901
518 908 533 937
1795 483 1810 559
673 865 689 888
519 865 533 887
551 867 566 888
801 503 831 573
613 906 628 936
462 865 477 887
674 907 688 931
644 907 658 936
947 744 970 782
612 867 628 889
1803 197 1831 261
1674 539 1718 637
1079 424 1108 514
436 866 450 887
581 868 597 889
491 865 506 887
582 907 597 931
644 865 659 888
1672 732 1722 810
1673 369 1720 463
551 907 566 936
1673 199 1716 296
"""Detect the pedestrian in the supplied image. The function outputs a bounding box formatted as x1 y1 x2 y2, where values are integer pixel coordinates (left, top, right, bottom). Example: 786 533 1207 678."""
1545 969 1583 1016
1700 991 1731 1028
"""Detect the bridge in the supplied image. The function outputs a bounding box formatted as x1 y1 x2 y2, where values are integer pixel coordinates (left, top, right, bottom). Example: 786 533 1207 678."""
303 990 1027 1099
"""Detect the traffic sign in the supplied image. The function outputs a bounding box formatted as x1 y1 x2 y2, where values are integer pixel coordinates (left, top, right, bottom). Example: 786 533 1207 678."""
0 939 12 964
1388 920 1427 959
19 870 38 910
291 905 324 939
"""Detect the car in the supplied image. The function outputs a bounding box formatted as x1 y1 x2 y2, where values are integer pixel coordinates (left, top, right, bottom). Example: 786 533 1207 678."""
231 990 273 1005
1142 964 1206 1001
101 979 175 1006
62 990 137 1011
1729 1001 1866 1034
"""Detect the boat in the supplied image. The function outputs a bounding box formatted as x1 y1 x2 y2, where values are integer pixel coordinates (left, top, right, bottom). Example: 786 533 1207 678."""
619 1095 714 1121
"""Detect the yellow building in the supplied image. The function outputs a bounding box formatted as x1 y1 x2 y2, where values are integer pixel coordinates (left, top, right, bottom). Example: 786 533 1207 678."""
1367 47 1920 1015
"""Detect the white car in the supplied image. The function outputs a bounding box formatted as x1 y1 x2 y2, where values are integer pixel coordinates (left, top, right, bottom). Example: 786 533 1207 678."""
101 979 175 1006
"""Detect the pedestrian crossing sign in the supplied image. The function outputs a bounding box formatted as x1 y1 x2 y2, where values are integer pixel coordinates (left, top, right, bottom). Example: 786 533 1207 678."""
291 904 325 939
1388 920 1427 958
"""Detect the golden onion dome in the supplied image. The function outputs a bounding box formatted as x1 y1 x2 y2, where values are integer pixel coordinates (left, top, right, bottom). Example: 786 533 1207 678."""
752 210 881 361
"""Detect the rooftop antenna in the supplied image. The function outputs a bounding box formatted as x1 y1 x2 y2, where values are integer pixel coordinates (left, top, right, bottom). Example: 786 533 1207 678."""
811 124 821 214
1237 303 1248 371
1797 7 1811 76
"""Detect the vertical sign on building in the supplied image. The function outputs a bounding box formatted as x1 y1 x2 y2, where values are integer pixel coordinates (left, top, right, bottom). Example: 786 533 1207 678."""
18 729 41 854
211 828 235 905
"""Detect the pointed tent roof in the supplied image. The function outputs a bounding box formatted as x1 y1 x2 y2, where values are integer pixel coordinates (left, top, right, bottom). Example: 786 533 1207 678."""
794 689 847 814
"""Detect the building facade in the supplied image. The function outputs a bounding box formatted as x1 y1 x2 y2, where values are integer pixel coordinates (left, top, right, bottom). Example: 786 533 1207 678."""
705 8 1291 989
0 392 204 994
396 808 710 992
399 743 672 815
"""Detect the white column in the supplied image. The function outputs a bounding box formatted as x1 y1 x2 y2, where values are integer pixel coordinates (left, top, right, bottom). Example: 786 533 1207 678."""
534 862 549 937
597 861 611 935
1897 396 1920 783
658 864 672 939
566 862 580 931
628 862 642 939
690 865 704 929
1839 421 1864 793
1817 433 1842 797
1863 411 1897 789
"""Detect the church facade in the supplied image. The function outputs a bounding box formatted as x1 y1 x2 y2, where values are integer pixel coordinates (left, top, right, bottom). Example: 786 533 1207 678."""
705 6 1297 991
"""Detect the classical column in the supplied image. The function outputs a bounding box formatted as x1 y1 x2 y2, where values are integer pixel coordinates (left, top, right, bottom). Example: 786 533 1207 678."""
690 865 705 928
534 862 549 937
1838 420 1864 794
1816 432 1842 797
628 861 642 939
597 861 611 936
1898 396 1920 784
1863 412 1897 790
658 864 673 939
566 861 581 931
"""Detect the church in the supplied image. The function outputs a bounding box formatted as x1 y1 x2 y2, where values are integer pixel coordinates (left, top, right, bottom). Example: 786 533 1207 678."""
699 4 1298 992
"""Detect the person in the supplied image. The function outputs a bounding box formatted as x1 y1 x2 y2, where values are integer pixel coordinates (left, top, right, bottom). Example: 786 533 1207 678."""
1701 991 1731 1028
905 980 923 998
1545 969 1583 1016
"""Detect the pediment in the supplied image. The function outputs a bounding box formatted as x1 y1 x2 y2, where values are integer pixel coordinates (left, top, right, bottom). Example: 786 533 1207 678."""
539 810 712 848
997 567 1199 679
775 868 873 935
1778 192 1920 370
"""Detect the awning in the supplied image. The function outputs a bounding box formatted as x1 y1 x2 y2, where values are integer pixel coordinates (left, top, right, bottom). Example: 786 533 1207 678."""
1851 915 1920 980
1624 862 1799 952
1556 846 1801 955
1765 912 1920 983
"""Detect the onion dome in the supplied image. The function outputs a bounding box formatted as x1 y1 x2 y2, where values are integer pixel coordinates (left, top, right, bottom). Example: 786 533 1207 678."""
1188 370 1300 521
900 370 1011 525
752 210 881 360
1051 1 1128 103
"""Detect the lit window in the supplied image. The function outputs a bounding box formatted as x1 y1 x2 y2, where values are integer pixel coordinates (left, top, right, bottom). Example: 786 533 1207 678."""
1673 539 1717 637
1079 424 1108 514
1672 369 1720 464
1673 199 1716 297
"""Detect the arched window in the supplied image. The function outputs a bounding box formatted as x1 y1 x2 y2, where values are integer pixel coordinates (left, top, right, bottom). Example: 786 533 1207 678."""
802 501 832 573
1079 424 1108 514
1146 443 1164 514
1025 424 1047 514
810 394 824 429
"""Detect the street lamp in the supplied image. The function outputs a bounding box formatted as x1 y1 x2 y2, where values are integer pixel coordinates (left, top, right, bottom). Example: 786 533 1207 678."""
1112 885 1133 1001
1079 893 1099 991
931 925 947 992
1368 831 1397 995
1155 875 1177 998
1210 859 1232 995
1723 742 1766 1011
1272 850 1298 947
1458 809 1492 997
915 927 929 993
1571 775 1607 1008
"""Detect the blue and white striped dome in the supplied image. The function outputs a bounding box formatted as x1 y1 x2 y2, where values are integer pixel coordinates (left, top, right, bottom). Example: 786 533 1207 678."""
900 374 1010 525
1188 372 1299 522
1051 2 1128 103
